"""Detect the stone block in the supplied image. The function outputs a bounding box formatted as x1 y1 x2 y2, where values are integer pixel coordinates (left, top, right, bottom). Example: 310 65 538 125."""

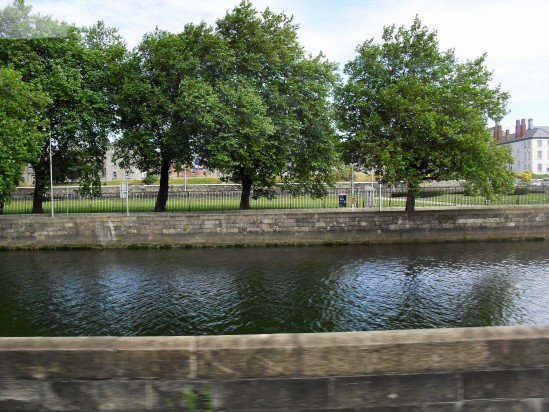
216 377 329 410
485 335 549 368
42 380 148 411
114 337 194 379
520 398 546 412
331 373 458 408
0 338 116 380
463 369 544 400
0 380 43 411
196 334 298 379
423 403 461 412
296 330 490 377
461 399 522 412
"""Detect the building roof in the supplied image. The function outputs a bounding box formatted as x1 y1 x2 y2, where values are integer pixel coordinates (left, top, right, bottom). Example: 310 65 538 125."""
524 126 549 139
498 126 549 144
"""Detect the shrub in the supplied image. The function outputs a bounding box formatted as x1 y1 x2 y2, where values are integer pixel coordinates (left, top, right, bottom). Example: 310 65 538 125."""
142 174 159 185
513 187 530 196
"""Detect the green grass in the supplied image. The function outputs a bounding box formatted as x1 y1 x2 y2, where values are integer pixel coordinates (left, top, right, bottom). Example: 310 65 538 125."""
4 190 548 215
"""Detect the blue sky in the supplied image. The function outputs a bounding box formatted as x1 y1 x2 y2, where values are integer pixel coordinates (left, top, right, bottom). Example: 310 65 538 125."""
3 0 549 130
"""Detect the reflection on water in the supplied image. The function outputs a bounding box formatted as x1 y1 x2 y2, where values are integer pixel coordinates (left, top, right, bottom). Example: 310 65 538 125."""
0 242 548 336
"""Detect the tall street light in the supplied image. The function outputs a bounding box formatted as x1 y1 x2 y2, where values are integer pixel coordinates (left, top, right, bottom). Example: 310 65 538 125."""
49 132 54 217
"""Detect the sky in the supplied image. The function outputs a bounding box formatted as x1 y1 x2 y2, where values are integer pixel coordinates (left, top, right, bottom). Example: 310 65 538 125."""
3 0 549 130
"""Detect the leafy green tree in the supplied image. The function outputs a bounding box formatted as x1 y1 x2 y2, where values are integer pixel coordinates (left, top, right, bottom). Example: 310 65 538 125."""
199 1 339 210
336 17 514 211
116 23 224 212
0 0 68 39
0 1 126 213
0 66 50 213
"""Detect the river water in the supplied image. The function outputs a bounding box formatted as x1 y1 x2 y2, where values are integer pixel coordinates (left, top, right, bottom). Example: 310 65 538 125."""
0 242 548 336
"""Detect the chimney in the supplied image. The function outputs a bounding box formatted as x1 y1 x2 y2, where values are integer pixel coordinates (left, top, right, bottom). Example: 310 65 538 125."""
505 129 510 142
521 118 526 137
497 124 502 141
516 120 521 138
528 118 534 130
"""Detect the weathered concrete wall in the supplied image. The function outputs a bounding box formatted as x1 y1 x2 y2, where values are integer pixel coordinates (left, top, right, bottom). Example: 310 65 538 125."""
0 206 548 249
1 326 548 411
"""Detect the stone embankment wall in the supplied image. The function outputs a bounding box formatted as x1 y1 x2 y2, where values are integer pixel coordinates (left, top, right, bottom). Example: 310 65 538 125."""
1 326 548 411
0 206 547 249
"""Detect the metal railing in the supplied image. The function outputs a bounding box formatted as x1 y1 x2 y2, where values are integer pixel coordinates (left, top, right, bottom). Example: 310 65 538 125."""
3 184 549 215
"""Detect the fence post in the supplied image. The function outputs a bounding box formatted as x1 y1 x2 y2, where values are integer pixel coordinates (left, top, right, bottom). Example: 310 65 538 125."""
379 183 382 211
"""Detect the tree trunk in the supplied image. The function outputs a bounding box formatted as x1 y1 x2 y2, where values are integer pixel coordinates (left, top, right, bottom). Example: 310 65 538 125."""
240 176 252 210
0 201 4 215
31 162 48 214
154 160 170 212
405 192 416 212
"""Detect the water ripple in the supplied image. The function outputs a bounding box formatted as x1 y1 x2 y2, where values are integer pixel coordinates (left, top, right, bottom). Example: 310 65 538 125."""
1 243 548 336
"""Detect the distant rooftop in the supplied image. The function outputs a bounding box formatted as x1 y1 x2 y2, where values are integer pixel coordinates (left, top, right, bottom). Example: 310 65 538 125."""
492 118 549 143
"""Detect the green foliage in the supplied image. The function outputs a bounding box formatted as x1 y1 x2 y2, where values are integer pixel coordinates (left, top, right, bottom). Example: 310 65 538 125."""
116 2 339 211
0 65 50 207
116 23 225 212
391 189 445 198
142 174 159 185
336 16 514 211
513 187 530 196
197 1 340 209
0 1 127 212
183 386 212 412
0 0 69 38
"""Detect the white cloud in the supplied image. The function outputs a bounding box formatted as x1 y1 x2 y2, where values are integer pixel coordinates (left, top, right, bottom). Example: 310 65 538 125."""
2 0 548 126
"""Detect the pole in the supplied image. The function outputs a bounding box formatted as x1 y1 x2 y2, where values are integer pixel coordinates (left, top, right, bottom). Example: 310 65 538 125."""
49 133 54 217
351 163 354 196
379 181 382 212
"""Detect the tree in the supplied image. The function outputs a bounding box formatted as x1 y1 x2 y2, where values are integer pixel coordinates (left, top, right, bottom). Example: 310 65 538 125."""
0 1 126 213
0 66 50 213
116 23 225 212
199 1 339 210
336 17 514 211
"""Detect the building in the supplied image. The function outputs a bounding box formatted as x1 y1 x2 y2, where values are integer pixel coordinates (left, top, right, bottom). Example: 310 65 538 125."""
19 146 216 185
102 145 146 182
493 118 549 174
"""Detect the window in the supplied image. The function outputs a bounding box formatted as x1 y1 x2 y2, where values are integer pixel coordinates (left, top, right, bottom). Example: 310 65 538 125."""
538 140 543 147
538 151 543 160
113 171 117 179
538 164 542 172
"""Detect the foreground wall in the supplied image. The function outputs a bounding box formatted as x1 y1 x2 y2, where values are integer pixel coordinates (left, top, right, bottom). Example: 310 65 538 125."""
1 326 548 411
0 206 548 249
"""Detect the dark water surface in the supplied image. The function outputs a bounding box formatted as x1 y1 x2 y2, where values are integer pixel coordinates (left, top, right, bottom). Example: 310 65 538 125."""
1 242 548 336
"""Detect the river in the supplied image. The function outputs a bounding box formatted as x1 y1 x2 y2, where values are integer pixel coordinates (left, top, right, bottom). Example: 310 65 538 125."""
0 241 548 336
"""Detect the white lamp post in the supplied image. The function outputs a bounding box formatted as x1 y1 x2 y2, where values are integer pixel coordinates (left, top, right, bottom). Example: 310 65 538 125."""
49 133 54 217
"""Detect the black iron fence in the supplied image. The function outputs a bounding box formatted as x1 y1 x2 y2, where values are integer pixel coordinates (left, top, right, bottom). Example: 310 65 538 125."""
3 183 549 214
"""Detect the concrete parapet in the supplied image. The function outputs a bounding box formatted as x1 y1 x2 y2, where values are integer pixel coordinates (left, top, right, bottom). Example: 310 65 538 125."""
0 326 548 410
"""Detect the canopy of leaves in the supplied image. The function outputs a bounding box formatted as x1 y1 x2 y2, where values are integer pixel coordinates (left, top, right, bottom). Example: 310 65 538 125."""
117 1 339 211
0 0 69 39
198 0 340 209
0 65 49 207
0 1 126 212
336 16 514 210
115 23 226 211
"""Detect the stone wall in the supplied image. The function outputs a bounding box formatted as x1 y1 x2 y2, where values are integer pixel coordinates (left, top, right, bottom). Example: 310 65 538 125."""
1 326 548 411
0 206 548 249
